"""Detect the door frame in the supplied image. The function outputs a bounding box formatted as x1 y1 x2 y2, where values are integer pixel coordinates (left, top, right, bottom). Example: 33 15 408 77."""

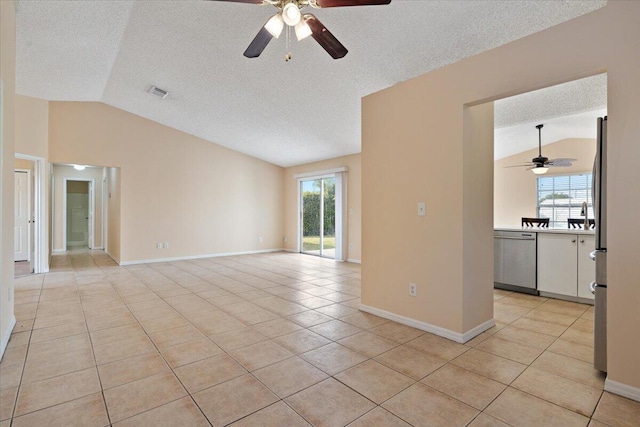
14 169 31 262
295 167 347 261
62 177 95 250
15 154 48 273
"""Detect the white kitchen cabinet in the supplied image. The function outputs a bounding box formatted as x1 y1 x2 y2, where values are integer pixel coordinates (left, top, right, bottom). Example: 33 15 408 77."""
577 235 596 299
537 233 594 300
537 234 579 296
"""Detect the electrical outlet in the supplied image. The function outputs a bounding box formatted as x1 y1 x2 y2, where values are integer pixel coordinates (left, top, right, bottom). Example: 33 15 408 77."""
258 236 263 243
156 242 162 249
409 283 417 297
283 236 288 243
349 242 353 249
8 288 12 302
163 242 169 249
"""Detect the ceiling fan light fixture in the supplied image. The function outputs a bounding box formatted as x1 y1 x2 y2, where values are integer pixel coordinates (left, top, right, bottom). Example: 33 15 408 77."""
295 19 312 40
265 13 284 38
282 2 301 26
532 165 549 175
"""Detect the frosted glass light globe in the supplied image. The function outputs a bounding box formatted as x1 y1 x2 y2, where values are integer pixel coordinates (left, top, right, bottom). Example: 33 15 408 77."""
282 3 301 26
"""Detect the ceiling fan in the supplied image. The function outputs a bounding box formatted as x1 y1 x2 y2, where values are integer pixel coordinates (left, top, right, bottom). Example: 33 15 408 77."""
506 124 576 175
209 0 392 60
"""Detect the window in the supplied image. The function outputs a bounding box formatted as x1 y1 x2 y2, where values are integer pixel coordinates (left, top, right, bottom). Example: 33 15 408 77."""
537 173 593 229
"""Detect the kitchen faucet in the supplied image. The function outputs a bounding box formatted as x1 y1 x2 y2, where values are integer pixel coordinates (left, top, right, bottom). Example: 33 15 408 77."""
580 201 589 229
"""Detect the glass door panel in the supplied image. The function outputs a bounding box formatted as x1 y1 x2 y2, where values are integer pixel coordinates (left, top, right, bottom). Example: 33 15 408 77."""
300 177 335 259
322 178 336 259
301 179 322 255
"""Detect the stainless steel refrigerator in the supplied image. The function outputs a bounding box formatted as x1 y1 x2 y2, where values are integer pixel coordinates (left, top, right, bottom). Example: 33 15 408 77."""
591 116 607 372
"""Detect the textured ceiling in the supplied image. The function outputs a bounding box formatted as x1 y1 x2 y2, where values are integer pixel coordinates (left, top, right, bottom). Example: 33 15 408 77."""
16 0 606 167
494 74 607 160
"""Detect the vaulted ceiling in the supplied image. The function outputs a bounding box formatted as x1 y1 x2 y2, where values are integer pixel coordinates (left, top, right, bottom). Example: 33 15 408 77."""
16 0 606 166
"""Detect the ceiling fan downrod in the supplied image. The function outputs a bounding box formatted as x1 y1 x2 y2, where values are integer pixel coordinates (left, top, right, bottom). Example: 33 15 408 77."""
536 124 543 158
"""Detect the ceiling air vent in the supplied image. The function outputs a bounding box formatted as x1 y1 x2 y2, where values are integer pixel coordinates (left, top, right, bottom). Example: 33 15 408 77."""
148 85 169 100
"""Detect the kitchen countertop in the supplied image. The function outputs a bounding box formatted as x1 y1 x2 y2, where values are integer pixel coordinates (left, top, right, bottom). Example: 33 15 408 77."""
495 226 596 235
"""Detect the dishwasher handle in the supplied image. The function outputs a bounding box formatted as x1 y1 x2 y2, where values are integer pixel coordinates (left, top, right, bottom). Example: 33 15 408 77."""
494 236 536 241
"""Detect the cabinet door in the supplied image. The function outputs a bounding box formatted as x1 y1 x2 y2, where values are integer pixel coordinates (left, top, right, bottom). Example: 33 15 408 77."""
537 234 578 296
577 235 596 300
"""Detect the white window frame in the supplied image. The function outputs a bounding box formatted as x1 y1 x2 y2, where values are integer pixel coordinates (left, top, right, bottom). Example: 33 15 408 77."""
537 172 593 229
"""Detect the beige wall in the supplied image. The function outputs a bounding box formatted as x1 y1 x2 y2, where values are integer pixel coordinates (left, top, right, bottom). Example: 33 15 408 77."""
51 165 105 251
106 167 121 262
362 0 640 393
462 104 495 332
15 95 48 158
15 158 33 170
48 102 284 264
1 0 17 357
495 138 597 227
284 154 361 262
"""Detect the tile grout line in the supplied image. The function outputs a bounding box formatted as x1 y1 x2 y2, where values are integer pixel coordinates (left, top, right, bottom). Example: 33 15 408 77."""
79 267 117 427
8 273 44 423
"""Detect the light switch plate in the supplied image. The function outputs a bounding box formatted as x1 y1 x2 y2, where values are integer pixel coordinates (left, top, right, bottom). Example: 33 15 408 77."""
418 202 426 217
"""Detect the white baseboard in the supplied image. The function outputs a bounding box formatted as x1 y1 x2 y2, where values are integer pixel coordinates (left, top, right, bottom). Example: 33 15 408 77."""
605 378 640 402
119 248 285 266
347 258 361 264
0 316 17 362
360 304 494 344
462 318 496 342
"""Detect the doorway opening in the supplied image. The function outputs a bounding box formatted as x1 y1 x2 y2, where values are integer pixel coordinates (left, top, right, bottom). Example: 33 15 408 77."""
489 73 606 369
14 154 48 276
52 164 106 254
14 168 32 277
64 179 93 250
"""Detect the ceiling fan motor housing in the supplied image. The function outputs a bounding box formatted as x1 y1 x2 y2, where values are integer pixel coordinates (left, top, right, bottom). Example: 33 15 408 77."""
532 156 549 164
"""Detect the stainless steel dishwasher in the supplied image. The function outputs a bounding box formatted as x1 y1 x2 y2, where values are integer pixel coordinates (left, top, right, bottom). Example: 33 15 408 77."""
494 231 538 295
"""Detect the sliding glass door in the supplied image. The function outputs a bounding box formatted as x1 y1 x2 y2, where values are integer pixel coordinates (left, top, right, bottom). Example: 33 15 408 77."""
301 177 335 258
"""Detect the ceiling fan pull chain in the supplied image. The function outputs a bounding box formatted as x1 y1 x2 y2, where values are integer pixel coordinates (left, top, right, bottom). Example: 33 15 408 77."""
285 25 292 62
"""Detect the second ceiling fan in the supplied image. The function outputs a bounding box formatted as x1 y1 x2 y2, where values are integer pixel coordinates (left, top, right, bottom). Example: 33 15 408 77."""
506 124 577 175
210 0 392 59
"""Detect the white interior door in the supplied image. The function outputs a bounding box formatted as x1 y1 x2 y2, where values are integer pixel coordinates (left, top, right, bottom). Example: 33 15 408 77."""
14 171 29 261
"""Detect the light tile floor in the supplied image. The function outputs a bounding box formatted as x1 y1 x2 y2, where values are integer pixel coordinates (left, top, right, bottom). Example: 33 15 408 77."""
1 251 639 426
13 262 31 279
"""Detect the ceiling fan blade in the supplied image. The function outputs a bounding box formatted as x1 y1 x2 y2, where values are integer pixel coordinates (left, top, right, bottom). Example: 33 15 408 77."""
504 163 535 168
208 0 266 4
548 162 572 168
243 27 273 58
304 14 348 59
314 0 391 7
548 158 577 163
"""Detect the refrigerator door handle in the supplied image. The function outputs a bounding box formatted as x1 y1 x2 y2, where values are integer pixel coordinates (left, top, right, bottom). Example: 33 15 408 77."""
590 249 607 261
589 281 608 294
